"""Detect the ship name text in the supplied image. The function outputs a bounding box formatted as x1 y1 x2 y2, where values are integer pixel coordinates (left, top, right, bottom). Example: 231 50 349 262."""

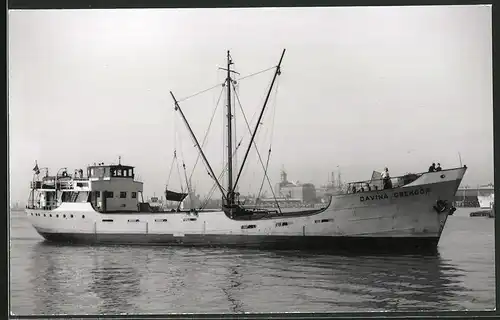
360 188 431 202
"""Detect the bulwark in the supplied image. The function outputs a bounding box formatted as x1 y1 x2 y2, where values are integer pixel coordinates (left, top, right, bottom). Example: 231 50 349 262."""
360 188 431 202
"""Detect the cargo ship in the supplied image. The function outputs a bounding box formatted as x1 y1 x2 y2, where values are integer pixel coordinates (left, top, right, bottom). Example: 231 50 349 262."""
25 50 467 252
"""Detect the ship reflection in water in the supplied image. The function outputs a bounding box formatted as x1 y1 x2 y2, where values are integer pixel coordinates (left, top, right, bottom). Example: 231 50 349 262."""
88 258 142 313
28 242 144 314
22 241 474 314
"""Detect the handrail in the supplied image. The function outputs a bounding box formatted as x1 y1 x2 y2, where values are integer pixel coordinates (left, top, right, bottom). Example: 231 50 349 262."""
345 166 465 187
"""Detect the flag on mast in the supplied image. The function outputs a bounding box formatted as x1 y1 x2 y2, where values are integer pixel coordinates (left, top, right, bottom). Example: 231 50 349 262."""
33 161 40 175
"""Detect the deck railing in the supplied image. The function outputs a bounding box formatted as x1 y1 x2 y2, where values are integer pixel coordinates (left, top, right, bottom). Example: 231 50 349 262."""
345 173 422 193
344 166 465 193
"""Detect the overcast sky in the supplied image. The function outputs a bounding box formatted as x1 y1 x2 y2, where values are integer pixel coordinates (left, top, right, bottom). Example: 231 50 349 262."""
8 5 492 204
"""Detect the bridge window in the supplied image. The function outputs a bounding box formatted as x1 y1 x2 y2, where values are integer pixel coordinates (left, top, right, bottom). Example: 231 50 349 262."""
105 191 114 198
93 167 104 178
120 192 127 198
132 192 137 199
117 170 122 177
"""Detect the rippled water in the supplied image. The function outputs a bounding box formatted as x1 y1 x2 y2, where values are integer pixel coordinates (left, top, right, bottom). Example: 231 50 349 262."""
9 208 495 315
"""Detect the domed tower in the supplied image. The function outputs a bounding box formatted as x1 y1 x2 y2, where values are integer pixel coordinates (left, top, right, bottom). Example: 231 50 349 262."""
274 165 289 198
280 167 288 184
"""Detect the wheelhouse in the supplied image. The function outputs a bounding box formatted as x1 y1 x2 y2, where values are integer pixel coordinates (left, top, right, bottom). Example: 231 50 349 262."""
27 163 145 213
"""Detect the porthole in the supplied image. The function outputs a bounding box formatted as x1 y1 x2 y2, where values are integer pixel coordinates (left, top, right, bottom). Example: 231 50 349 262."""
30 213 33 216
82 215 85 219
43 214 46 217
63 214 66 218
70 214 74 218
49 214 52 217
56 214 59 218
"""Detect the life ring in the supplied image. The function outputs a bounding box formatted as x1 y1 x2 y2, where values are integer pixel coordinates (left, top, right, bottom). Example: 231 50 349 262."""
433 200 447 213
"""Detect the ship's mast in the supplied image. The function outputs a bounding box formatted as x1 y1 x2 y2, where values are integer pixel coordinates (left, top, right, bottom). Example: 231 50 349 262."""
218 51 241 206
171 50 284 208
226 51 235 206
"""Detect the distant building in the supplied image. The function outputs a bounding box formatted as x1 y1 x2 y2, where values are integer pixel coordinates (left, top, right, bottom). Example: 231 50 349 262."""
315 171 345 202
273 169 317 203
454 185 494 208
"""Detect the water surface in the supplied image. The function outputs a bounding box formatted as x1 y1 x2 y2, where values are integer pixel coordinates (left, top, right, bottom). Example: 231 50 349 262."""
9 208 495 314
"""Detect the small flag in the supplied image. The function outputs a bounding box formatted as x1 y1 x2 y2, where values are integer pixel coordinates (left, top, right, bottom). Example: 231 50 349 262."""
33 161 40 175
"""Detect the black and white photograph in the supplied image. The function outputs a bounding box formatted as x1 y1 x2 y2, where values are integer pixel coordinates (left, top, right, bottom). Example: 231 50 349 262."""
8 4 494 315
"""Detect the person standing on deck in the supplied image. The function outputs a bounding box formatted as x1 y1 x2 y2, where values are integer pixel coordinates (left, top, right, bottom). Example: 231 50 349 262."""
436 163 442 171
428 163 436 172
381 167 391 189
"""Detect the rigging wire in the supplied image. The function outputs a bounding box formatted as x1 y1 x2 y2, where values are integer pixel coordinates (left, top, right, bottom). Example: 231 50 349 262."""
174 97 226 198
177 66 275 103
165 152 176 190
199 69 279 209
231 80 282 213
231 68 277 184
257 76 280 200
201 167 227 209
174 116 186 194
165 111 186 195
200 84 262 208
173 64 278 208
231 78 272 181
200 139 249 209
178 82 224 103
165 106 177 190
200 119 258 209
187 87 225 184
237 66 275 82
233 79 238 193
